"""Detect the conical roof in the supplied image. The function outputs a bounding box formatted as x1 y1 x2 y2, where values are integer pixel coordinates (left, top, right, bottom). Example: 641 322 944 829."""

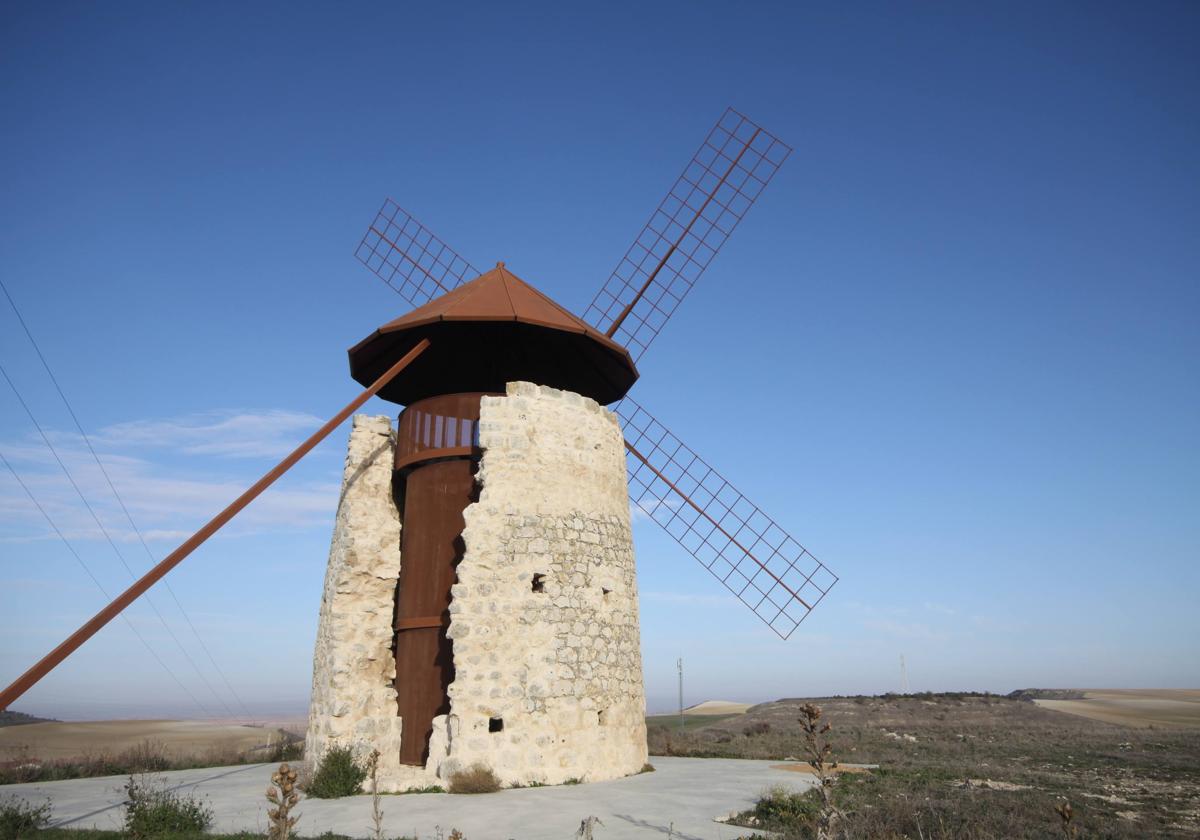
348 263 639 406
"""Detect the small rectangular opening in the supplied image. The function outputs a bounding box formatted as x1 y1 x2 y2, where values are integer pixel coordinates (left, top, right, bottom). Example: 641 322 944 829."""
489 716 504 733
532 574 546 593
597 709 607 726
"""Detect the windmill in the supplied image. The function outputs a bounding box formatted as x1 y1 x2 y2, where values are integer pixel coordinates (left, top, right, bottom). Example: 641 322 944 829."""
0 107 839 792
300 108 840 788
353 108 838 643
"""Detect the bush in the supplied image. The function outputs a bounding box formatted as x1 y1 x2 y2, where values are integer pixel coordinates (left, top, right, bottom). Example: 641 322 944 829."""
743 721 772 737
267 737 304 764
0 796 51 840
120 741 172 774
122 775 212 839
305 745 367 799
447 763 501 794
749 785 819 832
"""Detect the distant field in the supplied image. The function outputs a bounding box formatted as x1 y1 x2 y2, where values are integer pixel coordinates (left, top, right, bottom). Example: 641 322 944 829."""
1034 689 1200 728
0 719 281 762
683 700 752 715
646 691 1200 838
646 712 740 732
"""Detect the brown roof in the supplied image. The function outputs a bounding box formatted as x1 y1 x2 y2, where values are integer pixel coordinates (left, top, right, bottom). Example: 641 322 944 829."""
348 263 639 406
376 263 630 351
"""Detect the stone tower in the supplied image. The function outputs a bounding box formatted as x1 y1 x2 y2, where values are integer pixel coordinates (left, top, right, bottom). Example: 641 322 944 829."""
305 265 647 791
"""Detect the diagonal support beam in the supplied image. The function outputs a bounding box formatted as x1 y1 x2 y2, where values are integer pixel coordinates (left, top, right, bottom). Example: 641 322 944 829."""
0 339 431 711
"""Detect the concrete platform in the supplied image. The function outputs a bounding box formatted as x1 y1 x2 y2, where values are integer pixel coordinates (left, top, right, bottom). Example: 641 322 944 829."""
1 756 813 839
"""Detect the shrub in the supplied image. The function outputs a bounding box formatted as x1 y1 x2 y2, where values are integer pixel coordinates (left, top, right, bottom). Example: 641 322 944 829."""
447 763 501 794
751 784 820 831
122 775 212 839
305 745 367 799
0 796 51 840
268 737 304 764
121 740 172 773
743 721 772 737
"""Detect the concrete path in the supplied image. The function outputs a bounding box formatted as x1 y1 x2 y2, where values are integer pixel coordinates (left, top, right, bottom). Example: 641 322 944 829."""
1 756 813 839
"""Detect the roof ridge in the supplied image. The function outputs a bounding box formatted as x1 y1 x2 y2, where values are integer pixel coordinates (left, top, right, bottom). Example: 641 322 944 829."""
494 262 517 319
438 271 489 319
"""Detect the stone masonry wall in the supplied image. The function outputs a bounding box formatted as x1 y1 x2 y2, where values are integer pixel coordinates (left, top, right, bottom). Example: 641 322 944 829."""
306 385 647 792
305 415 410 784
444 382 648 785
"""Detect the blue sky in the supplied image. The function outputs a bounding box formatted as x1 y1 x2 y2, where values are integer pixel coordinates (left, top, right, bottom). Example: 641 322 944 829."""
1 2 1196 719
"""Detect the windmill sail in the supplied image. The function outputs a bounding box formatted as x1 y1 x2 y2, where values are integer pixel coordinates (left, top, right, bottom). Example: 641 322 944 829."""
615 395 836 639
581 108 792 362
355 200 479 309
354 111 835 639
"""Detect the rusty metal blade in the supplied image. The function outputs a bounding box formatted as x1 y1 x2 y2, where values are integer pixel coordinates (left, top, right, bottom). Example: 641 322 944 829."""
583 108 792 363
615 395 835 639
354 200 480 308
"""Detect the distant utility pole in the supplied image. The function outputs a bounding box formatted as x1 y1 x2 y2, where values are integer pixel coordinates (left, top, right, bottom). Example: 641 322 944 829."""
900 654 910 694
677 657 684 732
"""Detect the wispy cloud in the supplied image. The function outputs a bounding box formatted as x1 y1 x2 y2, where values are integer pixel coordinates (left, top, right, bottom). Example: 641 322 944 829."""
845 601 951 641
0 409 341 546
922 601 959 617
93 410 325 459
860 617 948 641
641 590 739 607
630 497 683 524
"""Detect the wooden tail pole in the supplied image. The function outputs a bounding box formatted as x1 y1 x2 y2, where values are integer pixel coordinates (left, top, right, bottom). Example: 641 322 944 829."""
0 339 431 711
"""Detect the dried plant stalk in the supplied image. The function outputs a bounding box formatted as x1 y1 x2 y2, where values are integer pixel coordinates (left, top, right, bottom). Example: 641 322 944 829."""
367 749 384 840
266 762 301 840
1056 799 1078 839
799 703 842 840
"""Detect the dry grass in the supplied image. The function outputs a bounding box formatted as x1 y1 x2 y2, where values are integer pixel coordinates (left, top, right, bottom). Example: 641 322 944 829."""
446 762 501 794
0 731 302 786
649 692 1200 838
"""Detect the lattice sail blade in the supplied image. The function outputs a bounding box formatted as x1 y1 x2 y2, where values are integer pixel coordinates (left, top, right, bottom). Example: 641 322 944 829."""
615 396 836 639
354 199 480 309
582 108 792 363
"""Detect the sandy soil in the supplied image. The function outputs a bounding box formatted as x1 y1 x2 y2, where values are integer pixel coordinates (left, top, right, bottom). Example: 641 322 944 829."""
0 719 279 761
1034 689 1200 728
683 700 752 716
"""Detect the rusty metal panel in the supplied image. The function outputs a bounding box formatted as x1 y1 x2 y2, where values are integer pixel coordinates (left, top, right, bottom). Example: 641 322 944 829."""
394 392 493 471
393 457 475 766
614 395 836 639
582 108 792 362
